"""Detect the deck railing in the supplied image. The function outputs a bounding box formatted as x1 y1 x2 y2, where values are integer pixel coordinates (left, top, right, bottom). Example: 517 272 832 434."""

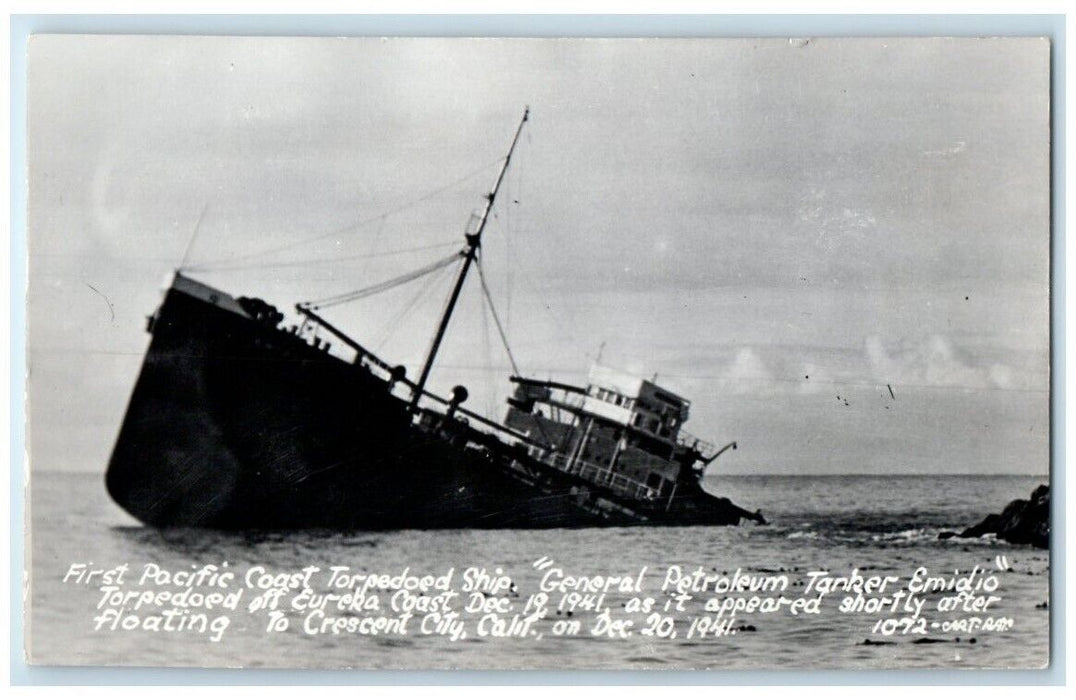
676 429 715 457
537 450 658 502
540 389 718 459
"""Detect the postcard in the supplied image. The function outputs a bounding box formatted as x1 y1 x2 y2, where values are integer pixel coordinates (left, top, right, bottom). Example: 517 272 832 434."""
24 35 1051 670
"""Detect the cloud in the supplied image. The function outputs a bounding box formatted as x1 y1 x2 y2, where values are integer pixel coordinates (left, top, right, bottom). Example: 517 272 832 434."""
864 334 1012 390
712 347 777 396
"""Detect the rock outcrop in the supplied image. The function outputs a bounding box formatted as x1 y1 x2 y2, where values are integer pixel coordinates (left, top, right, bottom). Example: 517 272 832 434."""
940 485 1049 549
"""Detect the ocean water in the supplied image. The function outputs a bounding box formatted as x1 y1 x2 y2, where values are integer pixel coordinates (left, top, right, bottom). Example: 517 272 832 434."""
27 472 1050 670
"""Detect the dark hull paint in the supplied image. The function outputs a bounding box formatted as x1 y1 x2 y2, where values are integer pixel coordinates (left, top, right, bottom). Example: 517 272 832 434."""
106 287 761 529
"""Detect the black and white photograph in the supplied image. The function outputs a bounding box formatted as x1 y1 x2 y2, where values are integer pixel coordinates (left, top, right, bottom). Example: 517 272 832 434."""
24 33 1051 670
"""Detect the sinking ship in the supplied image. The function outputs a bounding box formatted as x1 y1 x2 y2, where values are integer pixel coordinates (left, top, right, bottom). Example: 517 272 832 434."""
105 109 765 529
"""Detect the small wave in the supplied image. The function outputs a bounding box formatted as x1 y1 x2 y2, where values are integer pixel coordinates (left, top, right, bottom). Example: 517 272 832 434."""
773 524 967 547
871 528 938 543
625 656 668 665
375 637 414 648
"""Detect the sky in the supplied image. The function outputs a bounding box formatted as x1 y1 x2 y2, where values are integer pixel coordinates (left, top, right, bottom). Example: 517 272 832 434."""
26 35 1050 475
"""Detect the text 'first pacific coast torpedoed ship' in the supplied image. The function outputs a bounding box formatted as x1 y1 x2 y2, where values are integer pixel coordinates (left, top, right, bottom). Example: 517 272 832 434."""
105 109 766 529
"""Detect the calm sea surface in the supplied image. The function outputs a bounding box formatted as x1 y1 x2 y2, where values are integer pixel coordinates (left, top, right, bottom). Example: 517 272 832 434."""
28 472 1050 670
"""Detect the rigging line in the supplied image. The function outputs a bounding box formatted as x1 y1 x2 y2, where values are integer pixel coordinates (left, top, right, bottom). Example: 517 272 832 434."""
306 251 462 309
374 262 455 353
177 202 209 271
476 250 557 450
196 155 506 268
480 201 585 364
303 250 464 309
475 255 521 377
359 207 390 282
184 240 460 273
483 186 517 333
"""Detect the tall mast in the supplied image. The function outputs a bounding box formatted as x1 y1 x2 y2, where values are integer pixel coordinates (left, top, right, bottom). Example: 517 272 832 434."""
410 106 530 410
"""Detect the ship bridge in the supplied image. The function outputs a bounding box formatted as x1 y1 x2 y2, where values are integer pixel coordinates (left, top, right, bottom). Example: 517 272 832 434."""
582 364 690 443
504 364 713 506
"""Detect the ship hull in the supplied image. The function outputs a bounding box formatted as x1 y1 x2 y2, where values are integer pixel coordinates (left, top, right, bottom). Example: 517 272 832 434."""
106 285 760 529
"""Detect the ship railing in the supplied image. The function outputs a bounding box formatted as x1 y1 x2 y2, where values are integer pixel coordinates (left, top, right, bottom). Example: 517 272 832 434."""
540 389 586 411
294 305 524 449
539 393 714 456
538 451 657 502
676 429 716 457
408 388 556 455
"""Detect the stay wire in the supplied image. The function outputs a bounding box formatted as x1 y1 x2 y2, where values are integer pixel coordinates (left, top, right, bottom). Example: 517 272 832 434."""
185 240 461 273
475 253 521 377
374 262 456 353
302 250 464 309
189 155 505 269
